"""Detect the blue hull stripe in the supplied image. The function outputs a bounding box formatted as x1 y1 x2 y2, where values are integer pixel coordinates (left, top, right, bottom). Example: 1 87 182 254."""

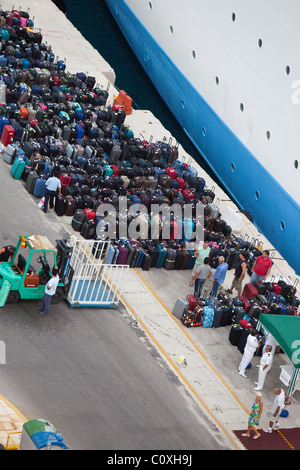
106 0 300 275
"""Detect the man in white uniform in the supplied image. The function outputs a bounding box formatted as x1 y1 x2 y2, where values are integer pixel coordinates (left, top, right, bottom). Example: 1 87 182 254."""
264 388 285 433
238 329 259 378
254 345 273 390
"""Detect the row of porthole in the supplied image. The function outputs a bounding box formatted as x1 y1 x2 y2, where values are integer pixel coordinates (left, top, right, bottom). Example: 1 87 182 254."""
148 3 292 75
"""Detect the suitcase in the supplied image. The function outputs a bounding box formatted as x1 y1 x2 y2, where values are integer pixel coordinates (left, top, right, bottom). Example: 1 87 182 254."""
83 208 96 220
164 248 176 270
54 194 66 216
117 245 128 265
242 283 258 299
126 242 136 267
253 281 267 295
10 156 25 180
71 209 86 231
80 220 96 239
155 245 167 268
33 178 47 198
141 253 151 271
220 306 234 326
212 305 225 328
3 144 17 163
238 329 250 354
1 124 15 146
172 298 189 319
186 294 197 310
65 195 75 216
25 170 39 193
229 324 244 346
202 306 214 328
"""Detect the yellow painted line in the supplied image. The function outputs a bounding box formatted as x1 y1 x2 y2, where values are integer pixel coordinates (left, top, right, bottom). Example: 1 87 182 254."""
133 268 250 417
0 394 27 423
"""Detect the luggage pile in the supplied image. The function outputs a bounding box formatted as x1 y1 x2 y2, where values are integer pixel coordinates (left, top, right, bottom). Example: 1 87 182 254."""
173 277 299 330
0 8 251 270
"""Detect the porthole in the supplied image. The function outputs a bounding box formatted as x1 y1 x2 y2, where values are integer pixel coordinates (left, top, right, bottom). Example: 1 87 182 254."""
202 127 206 137
170 25 174 34
231 163 236 173
215 76 220 85
232 12 236 22
294 160 299 169
286 65 291 75
255 190 260 201
258 38 263 48
181 99 186 110
192 50 196 59
266 130 271 140
280 221 285 231
148 1 152 10
240 103 244 112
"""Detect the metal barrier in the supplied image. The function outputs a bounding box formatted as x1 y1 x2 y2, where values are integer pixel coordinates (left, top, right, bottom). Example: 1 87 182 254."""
66 238 129 309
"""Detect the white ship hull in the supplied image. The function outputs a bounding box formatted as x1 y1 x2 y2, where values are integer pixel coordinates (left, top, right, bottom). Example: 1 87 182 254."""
105 0 300 274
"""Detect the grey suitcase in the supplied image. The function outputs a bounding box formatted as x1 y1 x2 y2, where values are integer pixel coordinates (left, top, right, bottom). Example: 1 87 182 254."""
25 170 39 194
3 144 17 164
172 298 189 319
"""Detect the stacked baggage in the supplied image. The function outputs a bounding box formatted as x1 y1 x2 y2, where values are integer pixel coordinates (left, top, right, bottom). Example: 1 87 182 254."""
0 8 272 272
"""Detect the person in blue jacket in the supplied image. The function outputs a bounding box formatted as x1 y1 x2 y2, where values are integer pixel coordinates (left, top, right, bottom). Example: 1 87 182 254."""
209 256 228 297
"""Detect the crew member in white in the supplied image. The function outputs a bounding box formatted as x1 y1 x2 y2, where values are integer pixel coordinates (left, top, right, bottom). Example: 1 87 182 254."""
238 329 259 378
254 345 273 390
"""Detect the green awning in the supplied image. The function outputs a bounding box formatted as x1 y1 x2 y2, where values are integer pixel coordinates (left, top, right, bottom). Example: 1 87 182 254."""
259 315 300 369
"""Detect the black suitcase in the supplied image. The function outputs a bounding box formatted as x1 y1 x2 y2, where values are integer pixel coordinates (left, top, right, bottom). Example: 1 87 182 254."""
229 324 243 346
54 195 66 216
174 250 184 269
238 329 250 354
80 220 96 239
126 242 136 267
71 209 85 232
141 253 151 271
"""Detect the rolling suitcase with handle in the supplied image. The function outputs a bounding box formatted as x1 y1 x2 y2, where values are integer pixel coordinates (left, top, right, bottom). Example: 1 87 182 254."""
11 156 26 180
25 170 39 193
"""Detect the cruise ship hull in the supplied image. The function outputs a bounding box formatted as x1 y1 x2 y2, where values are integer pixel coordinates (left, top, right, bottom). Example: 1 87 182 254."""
105 0 300 275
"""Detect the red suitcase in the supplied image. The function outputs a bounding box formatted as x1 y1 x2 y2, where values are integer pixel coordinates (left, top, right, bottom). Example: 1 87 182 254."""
186 294 197 310
242 283 258 300
239 296 250 312
84 208 96 221
1 125 15 146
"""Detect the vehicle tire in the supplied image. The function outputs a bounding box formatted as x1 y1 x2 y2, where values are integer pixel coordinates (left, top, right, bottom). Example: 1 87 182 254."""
6 291 20 304
51 287 64 305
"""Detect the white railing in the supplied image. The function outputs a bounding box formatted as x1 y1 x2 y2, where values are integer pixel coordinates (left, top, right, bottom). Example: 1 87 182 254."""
66 238 129 309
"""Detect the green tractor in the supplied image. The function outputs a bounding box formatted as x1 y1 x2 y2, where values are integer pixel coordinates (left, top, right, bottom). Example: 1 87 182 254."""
0 235 73 307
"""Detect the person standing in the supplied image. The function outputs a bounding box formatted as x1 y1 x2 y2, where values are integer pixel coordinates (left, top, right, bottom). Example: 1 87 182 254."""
189 257 213 299
264 388 285 433
226 251 248 297
242 392 263 440
0 245 16 263
40 267 59 316
190 241 211 279
250 250 272 284
209 256 228 298
254 345 273 391
238 329 260 378
43 169 62 213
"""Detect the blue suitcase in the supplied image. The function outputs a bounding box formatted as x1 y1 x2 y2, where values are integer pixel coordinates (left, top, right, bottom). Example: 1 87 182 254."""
33 178 47 198
105 244 116 264
212 305 224 328
155 245 167 268
202 306 214 328
11 157 26 179
134 249 144 268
